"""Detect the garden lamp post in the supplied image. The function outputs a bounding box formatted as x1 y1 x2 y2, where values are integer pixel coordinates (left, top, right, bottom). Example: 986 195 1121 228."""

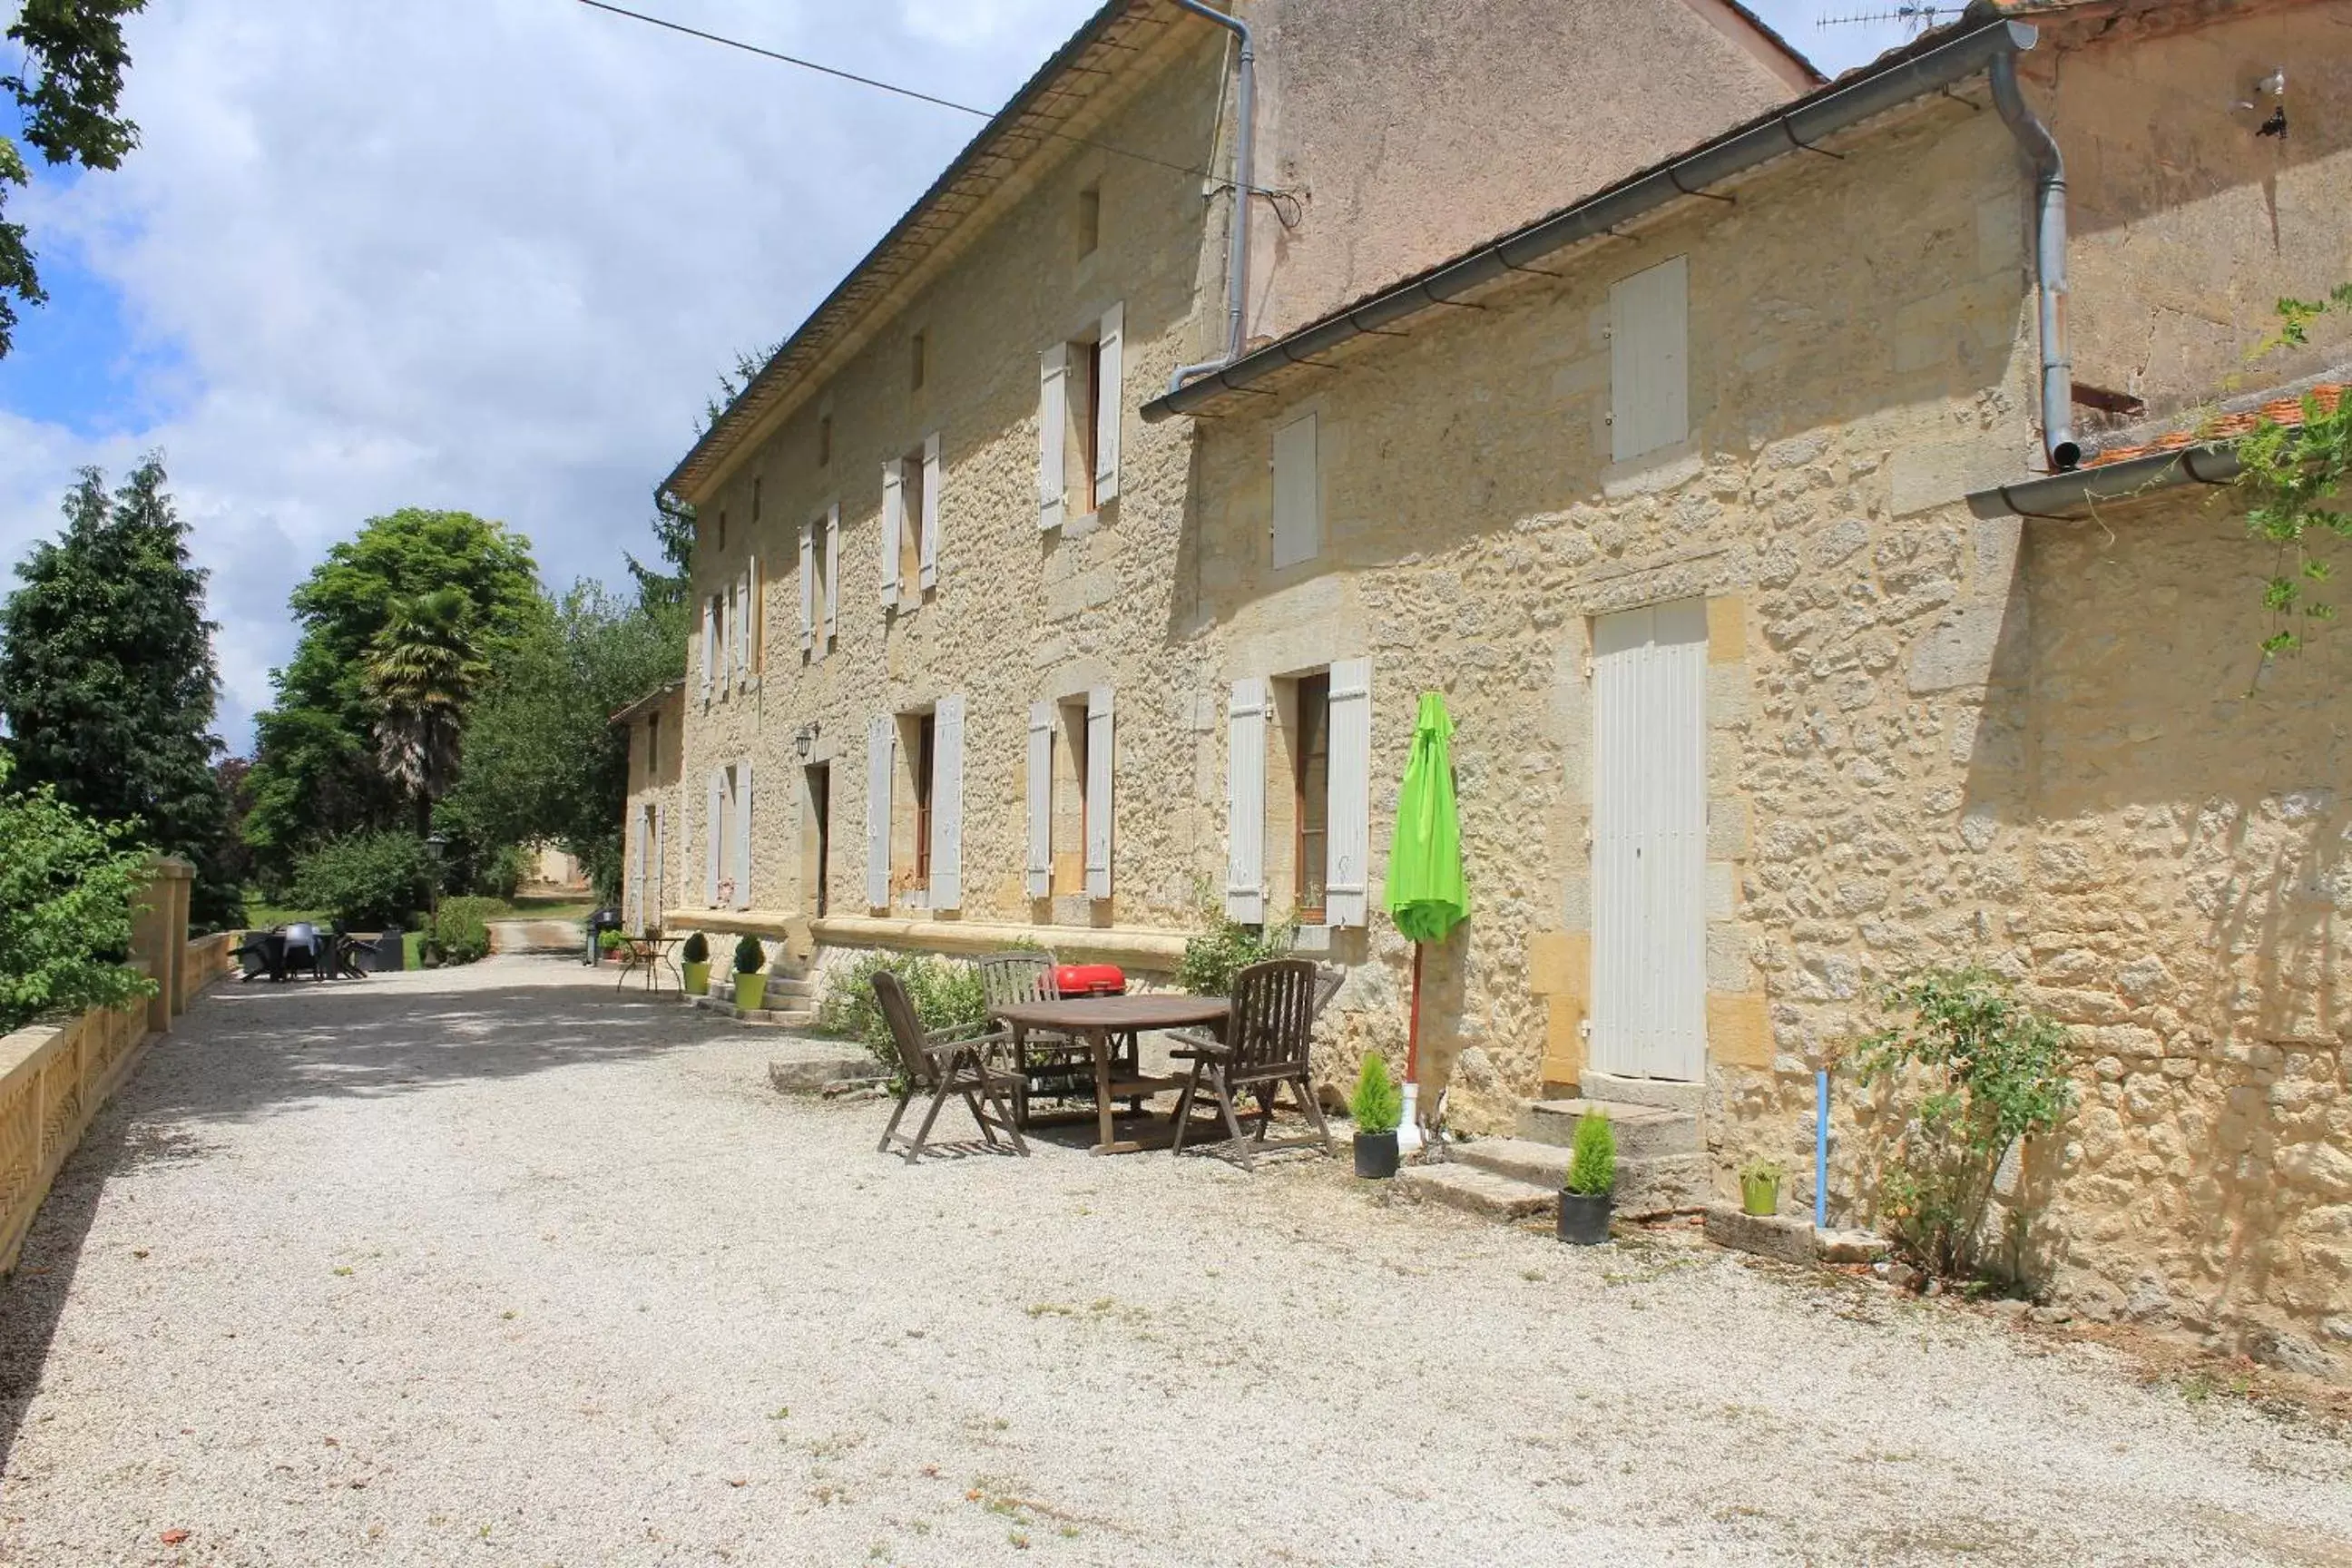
424 832 447 934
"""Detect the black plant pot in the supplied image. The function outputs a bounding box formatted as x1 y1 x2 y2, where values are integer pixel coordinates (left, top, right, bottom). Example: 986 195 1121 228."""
1353 1130 1401 1180
1557 1191 1613 1245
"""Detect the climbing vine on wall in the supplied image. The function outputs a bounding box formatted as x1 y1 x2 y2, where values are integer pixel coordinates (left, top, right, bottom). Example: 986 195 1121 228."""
2237 284 2352 655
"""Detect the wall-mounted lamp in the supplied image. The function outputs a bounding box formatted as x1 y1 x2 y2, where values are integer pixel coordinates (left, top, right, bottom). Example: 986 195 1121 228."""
793 721 820 760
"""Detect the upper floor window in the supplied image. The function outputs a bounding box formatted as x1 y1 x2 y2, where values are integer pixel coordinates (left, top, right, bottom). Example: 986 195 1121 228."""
1272 411 1321 568
1037 303 1123 530
1610 254 1690 464
645 711 661 779
1077 182 1101 259
818 411 832 467
910 330 927 392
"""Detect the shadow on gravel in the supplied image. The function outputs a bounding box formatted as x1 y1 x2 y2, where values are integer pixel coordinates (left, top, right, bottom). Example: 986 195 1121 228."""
135 972 722 1127
0 1113 133 1475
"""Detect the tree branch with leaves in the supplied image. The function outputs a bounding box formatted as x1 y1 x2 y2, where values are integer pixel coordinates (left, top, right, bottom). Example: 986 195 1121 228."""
2236 284 2352 655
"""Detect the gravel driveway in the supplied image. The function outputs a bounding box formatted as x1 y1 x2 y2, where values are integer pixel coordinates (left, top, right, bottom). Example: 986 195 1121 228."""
2 957 2346 1567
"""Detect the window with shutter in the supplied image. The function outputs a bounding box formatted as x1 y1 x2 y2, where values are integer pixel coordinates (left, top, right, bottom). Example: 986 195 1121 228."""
1226 679 1267 923
1038 344 1067 531
749 557 763 674
931 694 964 911
1025 701 1053 898
823 505 840 642
865 715 893 910
653 799 667 922
736 759 755 909
918 432 941 591
880 458 904 608
1084 687 1113 901
799 522 815 654
1272 412 1320 569
1324 658 1372 928
705 767 723 906
1094 303 1122 505
629 807 648 933
699 598 714 704
1611 254 1690 464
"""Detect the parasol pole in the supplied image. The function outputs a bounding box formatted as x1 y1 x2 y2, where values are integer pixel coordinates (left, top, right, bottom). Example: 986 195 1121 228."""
1400 941 1424 1153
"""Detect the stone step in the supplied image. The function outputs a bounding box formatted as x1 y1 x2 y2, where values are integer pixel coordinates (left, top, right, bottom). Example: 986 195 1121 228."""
763 975 818 999
1518 1098 1700 1160
1576 1071 1704 1114
1450 1139 1710 1217
688 994 817 1028
1394 1162 1556 1220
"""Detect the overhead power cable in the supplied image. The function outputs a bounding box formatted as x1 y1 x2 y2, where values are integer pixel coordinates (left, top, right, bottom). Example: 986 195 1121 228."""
572 0 1260 191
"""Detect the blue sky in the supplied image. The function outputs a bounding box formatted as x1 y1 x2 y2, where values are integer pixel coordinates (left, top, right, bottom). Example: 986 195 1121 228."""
0 2 1917 752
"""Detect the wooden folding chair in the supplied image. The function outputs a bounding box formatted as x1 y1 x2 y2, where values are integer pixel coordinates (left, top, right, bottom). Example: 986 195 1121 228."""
874 969 1030 1164
1170 958 1334 1167
976 949 1087 1123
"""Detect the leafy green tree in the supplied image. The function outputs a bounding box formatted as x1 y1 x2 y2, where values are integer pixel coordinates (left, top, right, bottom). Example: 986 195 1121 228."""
626 490 695 614
1 1 144 358
0 752 155 1034
0 456 240 928
367 586 485 835
2239 285 2352 654
242 508 541 877
444 580 685 891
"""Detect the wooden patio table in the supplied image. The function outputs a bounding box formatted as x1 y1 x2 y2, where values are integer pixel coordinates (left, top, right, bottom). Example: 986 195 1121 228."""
991 994 1230 1155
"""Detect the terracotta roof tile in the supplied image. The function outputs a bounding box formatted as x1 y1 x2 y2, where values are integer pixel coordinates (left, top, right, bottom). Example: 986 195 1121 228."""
2082 384 2344 467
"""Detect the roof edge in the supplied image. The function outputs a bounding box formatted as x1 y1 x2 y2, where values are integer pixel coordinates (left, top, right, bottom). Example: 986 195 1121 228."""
1141 14 2037 422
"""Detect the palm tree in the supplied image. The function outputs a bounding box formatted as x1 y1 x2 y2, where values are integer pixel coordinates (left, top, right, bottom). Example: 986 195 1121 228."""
368 588 486 835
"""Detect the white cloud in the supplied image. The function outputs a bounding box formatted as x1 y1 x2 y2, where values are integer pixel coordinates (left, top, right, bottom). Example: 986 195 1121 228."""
0 0 1910 751
0 0 1100 747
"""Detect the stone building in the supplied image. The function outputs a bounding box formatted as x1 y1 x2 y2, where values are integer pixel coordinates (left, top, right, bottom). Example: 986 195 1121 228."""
639 0 2351 1371
613 681 685 934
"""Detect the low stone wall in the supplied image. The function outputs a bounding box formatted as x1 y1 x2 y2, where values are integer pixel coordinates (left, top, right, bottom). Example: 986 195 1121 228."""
183 932 238 1003
0 996 151 1272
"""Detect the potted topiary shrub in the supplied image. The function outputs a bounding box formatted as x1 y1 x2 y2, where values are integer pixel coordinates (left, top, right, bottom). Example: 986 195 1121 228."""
1740 1155 1785 1218
1349 1053 1405 1179
680 932 710 995
732 934 769 1013
1557 1110 1615 1245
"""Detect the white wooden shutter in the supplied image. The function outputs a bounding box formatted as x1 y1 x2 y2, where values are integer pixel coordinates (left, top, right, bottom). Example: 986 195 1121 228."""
1273 413 1320 569
1038 343 1067 531
705 766 723 906
879 458 904 608
699 597 714 704
1225 679 1267 923
1025 701 1053 898
737 565 754 686
931 694 964 911
652 800 667 923
1084 686 1113 901
918 431 941 591
823 504 840 642
629 812 648 932
748 557 761 675
799 523 815 652
1325 658 1372 928
865 714 893 910
1611 254 1690 464
736 759 754 909
1094 302 1123 505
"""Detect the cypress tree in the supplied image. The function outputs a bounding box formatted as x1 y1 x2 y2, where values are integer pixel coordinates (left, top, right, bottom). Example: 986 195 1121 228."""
0 455 241 928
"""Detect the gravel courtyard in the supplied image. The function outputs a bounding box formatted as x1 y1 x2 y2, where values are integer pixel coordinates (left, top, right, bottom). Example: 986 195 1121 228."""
1 958 2346 1567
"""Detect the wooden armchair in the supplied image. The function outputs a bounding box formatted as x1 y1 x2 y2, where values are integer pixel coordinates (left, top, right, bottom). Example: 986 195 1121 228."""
874 969 1030 1164
1170 958 1334 1166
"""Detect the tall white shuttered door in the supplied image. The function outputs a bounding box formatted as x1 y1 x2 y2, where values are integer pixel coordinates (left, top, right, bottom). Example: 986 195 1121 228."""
1590 599 1708 1082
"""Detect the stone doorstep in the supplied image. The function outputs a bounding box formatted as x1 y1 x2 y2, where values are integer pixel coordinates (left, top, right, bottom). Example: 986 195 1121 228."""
1702 1203 1892 1267
1449 1139 1708 1214
687 994 816 1028
1574 1071 1704 1114
1518 1099 1701 1161
1394 1163 1556 1221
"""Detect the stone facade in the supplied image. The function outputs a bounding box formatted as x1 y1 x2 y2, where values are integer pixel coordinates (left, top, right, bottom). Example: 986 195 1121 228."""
618 684 685 935
654 0 2352 1369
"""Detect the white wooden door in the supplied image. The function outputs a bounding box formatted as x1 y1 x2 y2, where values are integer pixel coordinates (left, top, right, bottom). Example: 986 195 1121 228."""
1591 598 1708 1082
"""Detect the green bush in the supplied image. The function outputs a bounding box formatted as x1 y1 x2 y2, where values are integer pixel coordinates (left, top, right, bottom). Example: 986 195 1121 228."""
597 927 625 951
815 951 990 1075
1564 1112 1615 1197
429 896 502 965
680 931 709 965
733 933 768 975
472 842 529 899
289 830 428 927
0 757 159 1034
1348 1053 1403 1134
1851 965 2077 1285
1175 913 1296 997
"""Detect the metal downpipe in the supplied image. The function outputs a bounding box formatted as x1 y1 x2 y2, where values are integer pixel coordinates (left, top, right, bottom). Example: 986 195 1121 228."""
1991 49 2080 472
1167 0 1254 395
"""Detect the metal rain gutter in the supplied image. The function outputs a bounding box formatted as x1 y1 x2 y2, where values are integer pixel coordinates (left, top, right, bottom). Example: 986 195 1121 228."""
1965 442 2243 522
1991 47 2081 471
1141 15 2040 423
1165 0 1256 395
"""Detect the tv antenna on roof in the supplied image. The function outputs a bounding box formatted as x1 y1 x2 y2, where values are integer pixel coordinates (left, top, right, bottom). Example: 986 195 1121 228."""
1817 4 1962 33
